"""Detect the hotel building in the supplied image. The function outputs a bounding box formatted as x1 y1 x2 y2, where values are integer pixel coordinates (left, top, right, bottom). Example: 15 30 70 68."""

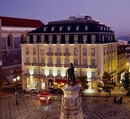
22 16 117 93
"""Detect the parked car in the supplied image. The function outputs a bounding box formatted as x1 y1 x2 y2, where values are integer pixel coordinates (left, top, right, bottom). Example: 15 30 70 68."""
28 88 39 93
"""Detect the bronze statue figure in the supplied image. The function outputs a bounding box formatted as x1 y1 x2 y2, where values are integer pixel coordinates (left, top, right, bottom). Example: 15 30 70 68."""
66 63 76 86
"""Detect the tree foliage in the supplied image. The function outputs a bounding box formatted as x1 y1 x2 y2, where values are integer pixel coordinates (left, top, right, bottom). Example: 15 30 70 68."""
121 71 130 91
98 71 116 95
78 76 89 91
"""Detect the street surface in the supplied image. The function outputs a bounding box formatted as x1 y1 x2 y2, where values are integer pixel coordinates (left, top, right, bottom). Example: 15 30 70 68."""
0 95 130 119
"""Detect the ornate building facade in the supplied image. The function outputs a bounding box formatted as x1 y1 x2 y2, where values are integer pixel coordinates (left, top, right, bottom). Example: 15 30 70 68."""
22 16 117 93
0 16 44 84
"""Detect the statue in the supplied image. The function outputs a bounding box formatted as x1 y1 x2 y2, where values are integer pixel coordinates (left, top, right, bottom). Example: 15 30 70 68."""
66 63 76 86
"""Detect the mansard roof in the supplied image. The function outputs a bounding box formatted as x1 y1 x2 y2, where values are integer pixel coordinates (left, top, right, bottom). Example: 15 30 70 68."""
0 16 44 28
29 16 114 34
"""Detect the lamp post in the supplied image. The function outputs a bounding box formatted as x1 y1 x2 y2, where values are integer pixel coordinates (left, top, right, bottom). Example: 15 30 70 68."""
13 76 20 105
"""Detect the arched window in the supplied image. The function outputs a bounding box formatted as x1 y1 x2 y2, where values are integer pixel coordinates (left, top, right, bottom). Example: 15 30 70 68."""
7 34 13 48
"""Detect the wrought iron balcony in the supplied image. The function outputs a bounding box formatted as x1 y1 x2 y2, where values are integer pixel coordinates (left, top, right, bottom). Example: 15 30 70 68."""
47 52 53 56
90 65 97 68
74 64 79 68
39 63 46 66
81 65 88 68
39 74 46 78
55 64 62 67
64 64 70 67
63 53 70 56
24 62 30 66
25 73 30 77
47 63 54 67
32 63 38 66
55 53 62 56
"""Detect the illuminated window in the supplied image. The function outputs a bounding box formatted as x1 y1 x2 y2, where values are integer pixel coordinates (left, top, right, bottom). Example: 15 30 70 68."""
83 35 87 43
74 48 78 55
41 47 44 55
91 72 95 78
67 26 71 31
85 26 88 31
59 26 63 31
91 48 95 56
49 70 52 75
76 26 79 31
51 27 55 31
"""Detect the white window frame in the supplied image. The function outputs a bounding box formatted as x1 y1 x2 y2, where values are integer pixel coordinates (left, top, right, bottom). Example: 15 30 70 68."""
91 59 95 66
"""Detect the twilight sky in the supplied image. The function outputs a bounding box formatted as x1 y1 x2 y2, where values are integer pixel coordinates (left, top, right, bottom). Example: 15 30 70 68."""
0 0 130 36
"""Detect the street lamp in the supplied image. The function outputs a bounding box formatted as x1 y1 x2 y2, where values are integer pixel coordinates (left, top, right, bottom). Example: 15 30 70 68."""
13 76 20 105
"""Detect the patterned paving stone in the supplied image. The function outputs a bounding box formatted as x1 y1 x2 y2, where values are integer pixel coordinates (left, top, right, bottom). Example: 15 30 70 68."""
1 97 130 119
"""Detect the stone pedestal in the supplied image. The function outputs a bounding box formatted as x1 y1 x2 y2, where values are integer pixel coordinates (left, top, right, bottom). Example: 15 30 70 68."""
60 85 83 119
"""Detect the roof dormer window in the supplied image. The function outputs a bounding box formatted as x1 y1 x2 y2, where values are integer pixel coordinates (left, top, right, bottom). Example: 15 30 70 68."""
76 26 79 31
59 26 63 31
51 27 55 31
49 35 53 44
41 35 45 43
101 27 102 31
85 26 88 31
57 35 61 44
83 35 87 44
67 26 71 31
65 35 69 44
91 35 96 44
74 35 78 44
44 27 47 31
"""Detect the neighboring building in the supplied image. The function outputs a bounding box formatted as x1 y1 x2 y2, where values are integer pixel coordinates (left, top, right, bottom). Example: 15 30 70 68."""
21 15 117 93
117 39 128 45
0 16 44 84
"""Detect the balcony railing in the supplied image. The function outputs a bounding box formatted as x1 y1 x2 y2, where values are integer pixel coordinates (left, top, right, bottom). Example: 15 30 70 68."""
90 65 97 68
55 53 62 56
33 52 36 55
47 52 53 56
25 73 30 76
81 65 88 68
32 74 38 77
47 63 54 67
39 74 46 78
74 64 79 68
24 62 30 66
63 53 70 56
26 52 29 55
64 64 70 67
83 53 87 56
39 63 46 66
32 63 38 66
55 64 62 67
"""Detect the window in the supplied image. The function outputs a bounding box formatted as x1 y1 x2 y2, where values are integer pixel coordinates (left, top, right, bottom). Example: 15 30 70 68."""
26 47 29 55
26 69 30 74
41 47 44 55
33 58 36 63
83 59 87 65
33 47 36 55
49 58 52 64
67 26 71 31
57 58 60 64
85 26 88 31
76 26 79 31
44 27 47 31
49 48 52 53
65 48 69 53
49 35 53 43
91 59 95 66
74 59 78 65
34 69 37 74
41 58 44 63
57 35 61 43
74 35 78 43
59 26 63 31
49 70 52 75
65 35 69 43
26 57 29 63
65 59 69 65
41 69 44 75
41 35 45 43
51 27 55 31
57 48 60 53
83 48 87 55
83 71 87 76
33 36 37 43
102 35 104 42
91 35 96 43
57 70 61 76
83 35 87 43
104 47 105 55
91 48 95 56
74 48 78 55
91 72 95 78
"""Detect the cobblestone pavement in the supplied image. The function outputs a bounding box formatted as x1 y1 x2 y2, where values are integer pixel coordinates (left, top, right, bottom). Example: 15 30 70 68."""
0 96 130 119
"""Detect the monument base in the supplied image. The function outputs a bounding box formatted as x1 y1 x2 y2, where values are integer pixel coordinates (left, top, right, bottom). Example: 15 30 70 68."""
60 85 84 119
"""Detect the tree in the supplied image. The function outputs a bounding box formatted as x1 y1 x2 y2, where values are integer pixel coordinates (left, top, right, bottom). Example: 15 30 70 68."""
121 71 130 96
78 76 89 97
98 71 116 100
